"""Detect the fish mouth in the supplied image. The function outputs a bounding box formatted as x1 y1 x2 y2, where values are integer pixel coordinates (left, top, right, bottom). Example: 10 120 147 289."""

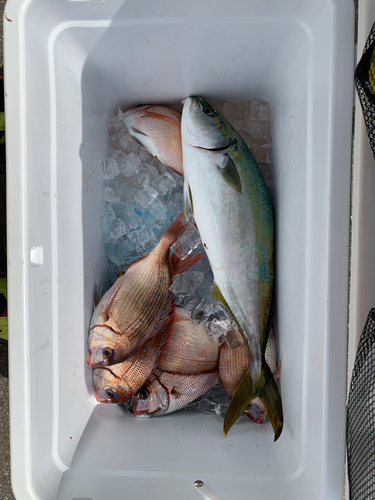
182 96 230 150
182 96 199 117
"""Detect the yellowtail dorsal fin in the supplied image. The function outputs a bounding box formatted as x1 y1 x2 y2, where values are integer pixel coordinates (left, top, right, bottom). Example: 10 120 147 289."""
183 175 194 221
218 155 242 194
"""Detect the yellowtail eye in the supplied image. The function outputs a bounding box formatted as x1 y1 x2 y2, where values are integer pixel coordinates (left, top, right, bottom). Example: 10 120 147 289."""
103 347 113 360
138 387 150 400
106 389 115 400
204 107 212 115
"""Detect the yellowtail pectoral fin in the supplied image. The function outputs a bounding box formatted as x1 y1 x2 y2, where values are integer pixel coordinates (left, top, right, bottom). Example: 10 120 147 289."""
224 365 283 441
218 155 242 194
183 175 194 221
211 283 245 341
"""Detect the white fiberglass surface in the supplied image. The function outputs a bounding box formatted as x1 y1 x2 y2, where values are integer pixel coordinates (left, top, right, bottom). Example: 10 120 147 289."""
16 0 354 499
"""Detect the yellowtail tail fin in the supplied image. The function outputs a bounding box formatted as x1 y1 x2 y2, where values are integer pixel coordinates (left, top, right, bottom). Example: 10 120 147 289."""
223 364 283 441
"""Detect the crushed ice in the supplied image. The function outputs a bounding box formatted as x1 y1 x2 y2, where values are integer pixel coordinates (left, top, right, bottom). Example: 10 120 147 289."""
102 101 272 343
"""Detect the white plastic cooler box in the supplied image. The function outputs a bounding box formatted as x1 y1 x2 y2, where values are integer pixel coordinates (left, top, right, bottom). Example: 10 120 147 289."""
4 0 355 499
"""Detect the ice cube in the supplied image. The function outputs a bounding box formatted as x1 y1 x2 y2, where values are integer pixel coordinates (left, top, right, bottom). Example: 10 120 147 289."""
169 191 184 218
144 184 158 200
250 100 271 121
151 219 165 240
127 227 156 252
108 113 124 136
106 239 125 266
170 271 204 294
170 222 202 260
108 259 128 284
163 188 172 207
205 317 233 338
101 203 116 232
108 148 126 165
222 101 250 132
194 269 214 299
205 318 243 349
148 198 167 221
122 237 139 264
189 252 211 274
104 180 120 202
134 188 153 208
174 294 200 311
187 383 230 415
191 294 214 323
153 172 177 196
119 183 134 202
154 159 168 174
193 298 242 347
117 109 124 122
169 170 184 188
133 171 150 189
249 120 270 140
142 163 159 179
103 158 119 180
109 202 139 229
201 301 232 324
251 141 271 164
109 218 129 239
119 131 139 154
138 148 154 163
119 153 141 177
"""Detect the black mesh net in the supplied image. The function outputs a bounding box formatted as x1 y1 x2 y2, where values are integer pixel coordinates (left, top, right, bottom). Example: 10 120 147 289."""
355 22 375 158
347 309 375 499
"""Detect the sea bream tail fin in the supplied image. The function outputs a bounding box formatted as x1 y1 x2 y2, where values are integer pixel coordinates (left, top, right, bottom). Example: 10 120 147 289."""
183 175 194 221
223 365 283 441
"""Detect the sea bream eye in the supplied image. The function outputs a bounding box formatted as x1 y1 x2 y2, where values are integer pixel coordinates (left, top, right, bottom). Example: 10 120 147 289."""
138 387 150 400
106 389 116 400
103 347 113 360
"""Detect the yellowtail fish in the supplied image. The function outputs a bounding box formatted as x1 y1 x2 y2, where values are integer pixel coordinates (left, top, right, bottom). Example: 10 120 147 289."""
132 369 219 416
123 105 183 175
220 329 280 423
157 306 220 374
181 96 283 440
88 213 202 368
93 327 170 403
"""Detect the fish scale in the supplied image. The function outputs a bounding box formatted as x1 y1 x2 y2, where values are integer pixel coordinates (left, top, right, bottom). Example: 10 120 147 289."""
88 213 202 368
132 369 220 416
220 330 278 424
93 327 170 403
157 306 220 374
181 96 283 439
123 105 183 175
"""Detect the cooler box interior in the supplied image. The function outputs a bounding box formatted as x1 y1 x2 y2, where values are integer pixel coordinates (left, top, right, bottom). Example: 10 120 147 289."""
4 0 354 498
